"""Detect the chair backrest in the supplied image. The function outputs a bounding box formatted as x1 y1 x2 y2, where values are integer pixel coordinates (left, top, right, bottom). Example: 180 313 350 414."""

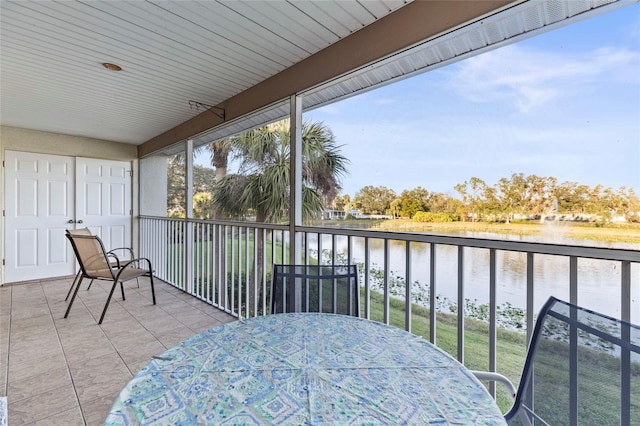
506 296 639 425
270 264 360 316
65 232 114 279
67 227 92 236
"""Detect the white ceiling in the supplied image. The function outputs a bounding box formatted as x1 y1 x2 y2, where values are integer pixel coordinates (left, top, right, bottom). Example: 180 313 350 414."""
0 0 410 144
2 0 635 151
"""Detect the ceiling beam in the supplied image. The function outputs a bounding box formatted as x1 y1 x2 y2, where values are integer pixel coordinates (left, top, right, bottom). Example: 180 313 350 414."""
138 0 514 157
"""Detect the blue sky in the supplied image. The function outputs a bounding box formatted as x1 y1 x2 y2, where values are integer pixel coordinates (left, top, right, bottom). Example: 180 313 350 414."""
304 4 640 198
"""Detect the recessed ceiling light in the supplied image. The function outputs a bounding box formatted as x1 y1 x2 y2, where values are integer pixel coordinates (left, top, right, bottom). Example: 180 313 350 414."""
102 63 122 71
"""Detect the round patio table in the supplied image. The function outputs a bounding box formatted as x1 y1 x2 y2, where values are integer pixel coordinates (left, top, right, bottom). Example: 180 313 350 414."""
105 313 506 425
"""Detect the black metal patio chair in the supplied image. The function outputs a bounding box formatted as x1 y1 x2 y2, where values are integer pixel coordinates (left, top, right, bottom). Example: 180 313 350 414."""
270 264 360 316
473 296 639 425
64 232 156 324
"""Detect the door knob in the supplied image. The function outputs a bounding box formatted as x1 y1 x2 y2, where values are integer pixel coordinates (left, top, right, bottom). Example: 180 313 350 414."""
68 219 74 224
77 220 84 224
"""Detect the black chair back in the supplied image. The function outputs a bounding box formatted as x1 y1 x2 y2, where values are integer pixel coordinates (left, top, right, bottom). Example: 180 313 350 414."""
505 297 639 425
271 264 359 316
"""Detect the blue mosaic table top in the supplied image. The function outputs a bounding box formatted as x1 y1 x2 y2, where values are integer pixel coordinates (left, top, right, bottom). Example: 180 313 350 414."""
105 313 506 425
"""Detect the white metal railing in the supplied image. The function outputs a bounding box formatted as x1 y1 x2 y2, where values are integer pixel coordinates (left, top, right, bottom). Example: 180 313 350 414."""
140 215 639 395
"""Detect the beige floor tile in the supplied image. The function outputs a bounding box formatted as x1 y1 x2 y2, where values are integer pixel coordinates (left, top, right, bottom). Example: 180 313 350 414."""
154 324 198 348
63 337 117 366
74 374 131 408
33 405 84 426
81 394 118 426
9 333 61 357
115 339 166 367
0 361 7 396
210 310 238 323
107 330 158 350
8 351 68 383
7 383 78 425
135 313 184 334
10 302 49 314
7 366 72 402
125 358 154 376
57 323 104 344
70 354 132 406
160 299 197 315
0 287 11 310
8 321 56 340
8 313 53 331
186 316 227 333
100 321 151 343
9 338 64 365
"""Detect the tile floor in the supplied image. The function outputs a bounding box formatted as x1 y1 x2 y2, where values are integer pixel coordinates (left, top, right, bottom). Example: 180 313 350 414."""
0 276 236 425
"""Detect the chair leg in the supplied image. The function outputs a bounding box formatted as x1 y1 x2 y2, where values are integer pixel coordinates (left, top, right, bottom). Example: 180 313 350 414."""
99 280 119 324
65 270 82 301
120 282 126 300
86 279 95 291
64 275 84 318
149 274 156 305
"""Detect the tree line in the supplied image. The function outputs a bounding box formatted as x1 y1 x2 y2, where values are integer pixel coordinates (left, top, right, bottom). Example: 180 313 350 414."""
333 174 639 224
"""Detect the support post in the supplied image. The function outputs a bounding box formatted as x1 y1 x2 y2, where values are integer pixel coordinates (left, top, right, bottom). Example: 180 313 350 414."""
185 139 194 294
289 94 303 310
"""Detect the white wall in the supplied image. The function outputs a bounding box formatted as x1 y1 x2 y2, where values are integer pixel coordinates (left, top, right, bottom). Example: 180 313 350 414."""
140 156 169 217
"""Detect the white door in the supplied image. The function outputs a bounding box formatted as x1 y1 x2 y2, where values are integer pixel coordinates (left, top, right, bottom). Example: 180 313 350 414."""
4 152 132 283
76 158 132 256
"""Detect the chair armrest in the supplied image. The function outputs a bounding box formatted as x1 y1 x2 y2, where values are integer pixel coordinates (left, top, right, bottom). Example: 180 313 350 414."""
470 370 517 399
108 247 135 259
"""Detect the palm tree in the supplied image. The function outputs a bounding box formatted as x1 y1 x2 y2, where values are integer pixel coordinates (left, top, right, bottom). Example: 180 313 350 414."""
212 119 349 313
191 139 233 220
213 119 348 223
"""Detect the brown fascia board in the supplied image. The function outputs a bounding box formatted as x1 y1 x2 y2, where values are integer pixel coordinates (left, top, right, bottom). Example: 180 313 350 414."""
138 0 514 158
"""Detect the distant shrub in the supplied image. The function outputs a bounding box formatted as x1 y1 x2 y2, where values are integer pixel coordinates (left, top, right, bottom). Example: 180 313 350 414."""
413 212 458 223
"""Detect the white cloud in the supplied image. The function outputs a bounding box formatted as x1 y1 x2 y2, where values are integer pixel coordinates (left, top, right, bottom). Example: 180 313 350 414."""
448 44 639 112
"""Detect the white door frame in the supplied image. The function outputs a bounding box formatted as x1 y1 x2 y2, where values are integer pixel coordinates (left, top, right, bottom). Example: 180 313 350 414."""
4 151 132 283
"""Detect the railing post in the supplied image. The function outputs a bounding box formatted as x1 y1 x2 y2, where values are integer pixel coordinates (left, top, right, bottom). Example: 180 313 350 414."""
364 237 370 320
429 243 437 344
457 246 464 363
489 248 497 397
526 252 535 345
405 241 412 332
621 260 631 425
383 238 390 325
569 256 578 426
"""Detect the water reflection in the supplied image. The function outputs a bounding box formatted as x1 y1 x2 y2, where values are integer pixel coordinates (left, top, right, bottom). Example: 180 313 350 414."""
318 232 639 322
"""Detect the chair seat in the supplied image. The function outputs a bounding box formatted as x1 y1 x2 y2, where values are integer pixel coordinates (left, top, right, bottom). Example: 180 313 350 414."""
115 267 150 281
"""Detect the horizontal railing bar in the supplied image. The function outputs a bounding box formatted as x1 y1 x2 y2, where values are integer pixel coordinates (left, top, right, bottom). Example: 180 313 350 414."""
140 216 639 262
139 215 289 231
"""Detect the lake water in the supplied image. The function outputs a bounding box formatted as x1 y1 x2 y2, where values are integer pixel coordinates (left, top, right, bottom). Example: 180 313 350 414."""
325 229 640 323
